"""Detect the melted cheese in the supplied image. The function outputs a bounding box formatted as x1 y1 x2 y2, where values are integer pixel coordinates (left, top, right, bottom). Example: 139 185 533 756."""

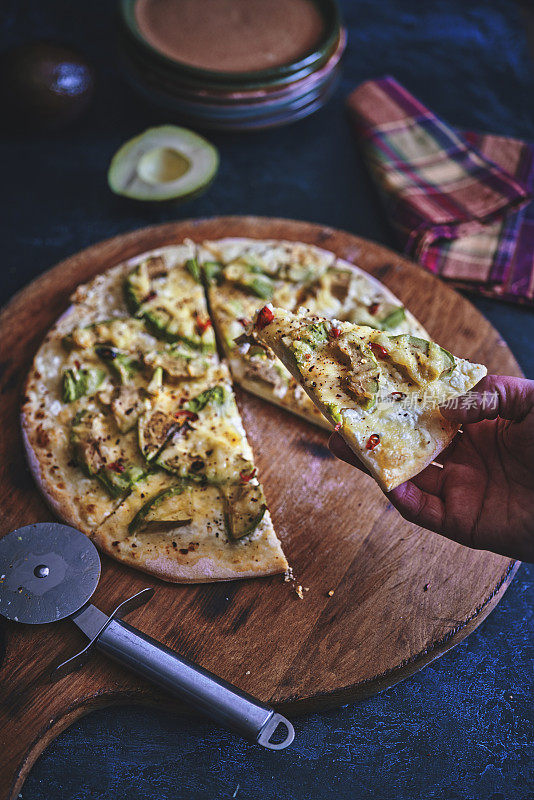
255 307 487 490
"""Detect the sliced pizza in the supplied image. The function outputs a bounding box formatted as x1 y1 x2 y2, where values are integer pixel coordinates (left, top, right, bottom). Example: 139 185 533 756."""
22 244 287 582
251 306 487 492
199 237 428 429
92 362 287 582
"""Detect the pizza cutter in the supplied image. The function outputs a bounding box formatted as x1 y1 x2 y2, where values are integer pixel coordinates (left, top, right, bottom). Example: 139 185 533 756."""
0 523 294 750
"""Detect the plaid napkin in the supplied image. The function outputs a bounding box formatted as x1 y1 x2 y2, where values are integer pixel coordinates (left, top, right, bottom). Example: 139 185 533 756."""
346 77 534 305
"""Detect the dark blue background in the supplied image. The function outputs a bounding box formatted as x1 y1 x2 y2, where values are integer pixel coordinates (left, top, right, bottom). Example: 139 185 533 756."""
2 1 533 798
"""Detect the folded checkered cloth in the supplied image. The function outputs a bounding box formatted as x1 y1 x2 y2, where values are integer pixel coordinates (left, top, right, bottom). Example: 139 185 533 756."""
346 76 534 305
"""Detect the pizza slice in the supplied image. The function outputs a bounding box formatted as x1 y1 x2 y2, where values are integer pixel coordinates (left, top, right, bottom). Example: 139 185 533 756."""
251 306 487 492
92 363 288 582
199 237 428 430
91 472 287 583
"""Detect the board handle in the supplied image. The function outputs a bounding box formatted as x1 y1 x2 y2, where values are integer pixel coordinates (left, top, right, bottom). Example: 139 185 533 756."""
95 617 295 750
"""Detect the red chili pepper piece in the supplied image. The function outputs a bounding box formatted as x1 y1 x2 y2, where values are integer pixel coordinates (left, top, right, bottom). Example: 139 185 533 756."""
370 342 388 359
74 359 81 369
142 291 157 303
174 410 198 421
368 302 380 316
240 467 257 482
334 422 342 431
330 326 341 339
366 433 380 450
255 306 274 330
109 460 125 473
195 314 212 334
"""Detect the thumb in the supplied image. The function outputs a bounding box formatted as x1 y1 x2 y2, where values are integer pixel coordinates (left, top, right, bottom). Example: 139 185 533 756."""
440 374 534 424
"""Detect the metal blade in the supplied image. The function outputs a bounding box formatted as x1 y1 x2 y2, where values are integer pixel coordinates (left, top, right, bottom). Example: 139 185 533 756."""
0 524 101 624
70 603 108 639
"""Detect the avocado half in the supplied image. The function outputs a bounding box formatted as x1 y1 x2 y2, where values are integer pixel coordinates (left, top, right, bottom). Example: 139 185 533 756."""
108 125 219 202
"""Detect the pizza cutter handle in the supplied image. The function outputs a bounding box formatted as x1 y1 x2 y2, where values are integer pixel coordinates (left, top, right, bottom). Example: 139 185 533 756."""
95 617 294 750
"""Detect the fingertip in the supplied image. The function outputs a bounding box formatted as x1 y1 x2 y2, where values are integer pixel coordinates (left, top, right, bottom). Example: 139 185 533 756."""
439 374 534 424
328 432 349 458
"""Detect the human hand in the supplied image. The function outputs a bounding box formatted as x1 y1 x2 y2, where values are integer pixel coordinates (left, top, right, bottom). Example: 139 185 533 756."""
329 375 534 562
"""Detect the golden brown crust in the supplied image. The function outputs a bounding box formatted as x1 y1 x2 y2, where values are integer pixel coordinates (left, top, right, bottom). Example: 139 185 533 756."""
21 421 96 535
90 526 287 583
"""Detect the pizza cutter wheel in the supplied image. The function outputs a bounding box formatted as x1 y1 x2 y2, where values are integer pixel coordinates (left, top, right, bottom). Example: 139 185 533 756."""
0 523 294 750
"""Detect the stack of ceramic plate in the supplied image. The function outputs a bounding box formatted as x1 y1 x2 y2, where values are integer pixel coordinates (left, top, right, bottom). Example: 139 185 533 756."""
118 0 346 131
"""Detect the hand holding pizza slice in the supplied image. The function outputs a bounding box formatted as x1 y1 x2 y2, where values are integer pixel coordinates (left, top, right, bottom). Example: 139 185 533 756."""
251 305 487 492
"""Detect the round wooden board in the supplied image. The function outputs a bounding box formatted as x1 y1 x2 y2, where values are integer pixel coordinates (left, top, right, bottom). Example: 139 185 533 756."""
0 217 521 799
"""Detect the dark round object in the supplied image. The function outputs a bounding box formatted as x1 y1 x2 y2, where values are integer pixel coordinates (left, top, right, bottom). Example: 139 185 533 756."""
0 41 95 130
0 523 101 624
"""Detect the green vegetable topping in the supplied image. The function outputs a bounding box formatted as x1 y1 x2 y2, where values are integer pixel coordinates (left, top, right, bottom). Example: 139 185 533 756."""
62 366 105 403
146 366 163 395
248 276 274 300
97 464 146 498
128 484 190 533
389 335 456 383
324 402 343 425
185 385 225 414
224 262 275 299
302 322 329 347
202 261 223 284
185 257 201 284
288 339 314 367
124 262 152 313
96 346 141 383
222 482 267 539
379 306 406 330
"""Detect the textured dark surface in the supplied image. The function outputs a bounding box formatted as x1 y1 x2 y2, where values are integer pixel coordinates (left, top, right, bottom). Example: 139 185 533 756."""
1 1 533 799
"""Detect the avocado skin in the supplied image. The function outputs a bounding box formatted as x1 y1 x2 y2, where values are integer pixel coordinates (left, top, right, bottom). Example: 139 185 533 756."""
1 42 94 130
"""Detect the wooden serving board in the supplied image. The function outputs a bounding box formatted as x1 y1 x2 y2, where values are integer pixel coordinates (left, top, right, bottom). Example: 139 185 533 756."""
0 217 521 799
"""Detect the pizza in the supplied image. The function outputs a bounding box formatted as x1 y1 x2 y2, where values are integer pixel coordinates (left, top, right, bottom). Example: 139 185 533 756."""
22 236 471 582
22 243 286 582
251 305 487 492
199 238 428 429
